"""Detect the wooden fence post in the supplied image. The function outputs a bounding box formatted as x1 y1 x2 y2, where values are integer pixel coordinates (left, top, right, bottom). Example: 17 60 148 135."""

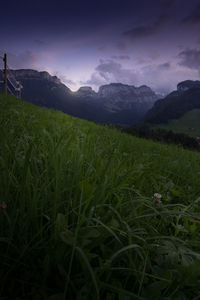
3 53 7 95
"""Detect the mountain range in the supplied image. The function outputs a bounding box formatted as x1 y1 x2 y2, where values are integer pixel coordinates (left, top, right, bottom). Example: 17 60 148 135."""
0 69 159 125
1 69 200 128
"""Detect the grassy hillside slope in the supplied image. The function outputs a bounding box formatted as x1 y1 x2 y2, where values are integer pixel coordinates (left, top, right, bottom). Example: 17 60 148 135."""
1 95 200 299
153 109 200 138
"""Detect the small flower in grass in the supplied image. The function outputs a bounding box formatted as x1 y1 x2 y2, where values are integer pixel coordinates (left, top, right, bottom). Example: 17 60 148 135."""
153 193 162 204
0 202 7 210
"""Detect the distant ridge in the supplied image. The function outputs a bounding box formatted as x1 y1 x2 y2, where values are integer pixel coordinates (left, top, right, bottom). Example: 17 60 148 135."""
144 80 200 124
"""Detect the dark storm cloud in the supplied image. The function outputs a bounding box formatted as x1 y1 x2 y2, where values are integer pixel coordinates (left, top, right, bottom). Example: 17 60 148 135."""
111 55 130 60
122 14 169 42
96 60 137 82
0 50 38 69
85 59 138 86
96 60 122 74
182 3 200 24
158 62 171 70
85 59 178 94
178 49 200 70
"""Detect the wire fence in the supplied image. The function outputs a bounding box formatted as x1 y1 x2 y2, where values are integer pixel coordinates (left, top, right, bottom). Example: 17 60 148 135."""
0 52 23 98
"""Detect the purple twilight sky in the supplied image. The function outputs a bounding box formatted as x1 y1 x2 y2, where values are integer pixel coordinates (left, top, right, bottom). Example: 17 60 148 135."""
0 0 200 94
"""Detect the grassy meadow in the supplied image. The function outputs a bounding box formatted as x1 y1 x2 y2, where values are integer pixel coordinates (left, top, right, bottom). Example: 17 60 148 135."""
153 109 200 138
1 95 200 299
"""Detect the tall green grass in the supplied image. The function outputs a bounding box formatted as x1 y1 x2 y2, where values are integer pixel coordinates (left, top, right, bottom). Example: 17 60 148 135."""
1 95 200 299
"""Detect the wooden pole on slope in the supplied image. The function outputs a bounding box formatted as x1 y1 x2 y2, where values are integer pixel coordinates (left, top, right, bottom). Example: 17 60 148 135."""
3 53 7 95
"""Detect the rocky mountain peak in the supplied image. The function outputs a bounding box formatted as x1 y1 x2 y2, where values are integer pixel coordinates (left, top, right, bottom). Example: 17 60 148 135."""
10 69 61 85
138 85 152 93
98 83 135 97
177 80 200 92
97 83 158 105
76 86 96 97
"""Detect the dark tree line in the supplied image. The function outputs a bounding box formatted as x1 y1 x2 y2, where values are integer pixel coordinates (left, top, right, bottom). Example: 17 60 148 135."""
122 126 200 151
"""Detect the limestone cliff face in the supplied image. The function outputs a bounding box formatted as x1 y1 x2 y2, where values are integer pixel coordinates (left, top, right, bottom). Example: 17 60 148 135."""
97 83 158 111
73 82 159 112
10 69 62 85
98 83 157 102
166 80 200 98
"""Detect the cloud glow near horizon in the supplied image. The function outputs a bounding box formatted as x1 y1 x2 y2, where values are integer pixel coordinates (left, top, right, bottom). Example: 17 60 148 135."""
0 0 200 94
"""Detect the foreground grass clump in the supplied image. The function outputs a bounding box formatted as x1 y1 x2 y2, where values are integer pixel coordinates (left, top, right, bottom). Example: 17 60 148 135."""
1 95 200 300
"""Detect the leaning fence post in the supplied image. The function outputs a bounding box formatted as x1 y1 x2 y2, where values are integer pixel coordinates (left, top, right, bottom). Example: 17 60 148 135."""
3 53 7 95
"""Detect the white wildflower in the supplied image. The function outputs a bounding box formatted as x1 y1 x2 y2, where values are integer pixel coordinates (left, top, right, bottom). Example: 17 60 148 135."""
153 193 162 204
